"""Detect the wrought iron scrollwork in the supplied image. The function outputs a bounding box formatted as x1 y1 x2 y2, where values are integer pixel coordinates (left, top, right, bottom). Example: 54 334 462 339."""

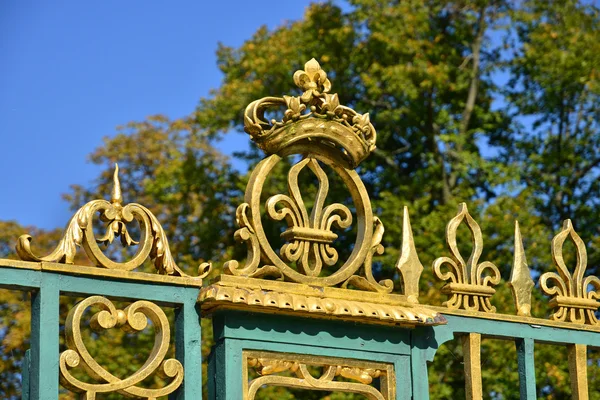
59 296 183 398
540 220 600 325
244 351 395 400
224 58 391 292
16 165 211 279
433 203 500 312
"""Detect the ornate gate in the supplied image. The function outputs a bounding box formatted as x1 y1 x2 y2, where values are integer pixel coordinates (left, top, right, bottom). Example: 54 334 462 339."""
1 59 598 399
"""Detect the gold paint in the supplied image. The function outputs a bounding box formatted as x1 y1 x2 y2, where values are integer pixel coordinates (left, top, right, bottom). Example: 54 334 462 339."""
59 296 183 398
540 220 600 325
16 164 210 280
242 351 395 400
200 278 446 327
462 333 483 400
508 221 535 316
396 206 424 303
224 59 392 293
433 203 501 312
568 344 589 400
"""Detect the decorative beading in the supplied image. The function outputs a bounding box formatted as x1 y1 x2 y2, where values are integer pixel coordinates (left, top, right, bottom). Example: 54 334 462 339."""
16 165 210 279
59 296 183 398
540 219 600 325
433 203 501 312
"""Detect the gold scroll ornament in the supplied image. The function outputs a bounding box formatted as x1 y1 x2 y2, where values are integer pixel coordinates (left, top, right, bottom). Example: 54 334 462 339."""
243 351 395 400
433 203 501 312
16 165 210 279
223 58 391 293
540 219 600 325
60 296 183 398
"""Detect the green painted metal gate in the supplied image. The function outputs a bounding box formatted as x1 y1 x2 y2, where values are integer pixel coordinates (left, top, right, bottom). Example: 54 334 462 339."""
1 59 599 399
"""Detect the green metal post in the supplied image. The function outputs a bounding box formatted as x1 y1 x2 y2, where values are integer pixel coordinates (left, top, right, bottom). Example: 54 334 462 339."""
22 349 31 400
171 288 203 399
30 274 60 400
516 338 537 399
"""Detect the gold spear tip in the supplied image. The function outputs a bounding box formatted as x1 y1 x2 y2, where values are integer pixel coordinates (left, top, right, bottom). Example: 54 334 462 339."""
111 163 123 204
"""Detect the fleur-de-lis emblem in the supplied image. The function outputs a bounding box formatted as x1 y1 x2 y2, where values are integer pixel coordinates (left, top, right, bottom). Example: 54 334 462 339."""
267 158 352 277
540 220 600 325
293 58 332 103
433 203 500 312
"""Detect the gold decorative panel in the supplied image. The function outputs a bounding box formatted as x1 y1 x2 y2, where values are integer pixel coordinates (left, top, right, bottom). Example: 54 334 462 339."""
242 350 395 400
59 296 182 398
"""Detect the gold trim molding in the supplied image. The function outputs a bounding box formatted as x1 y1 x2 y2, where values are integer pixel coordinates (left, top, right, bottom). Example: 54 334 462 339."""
16 165 210 281
200 276 446 327
242 351 395 400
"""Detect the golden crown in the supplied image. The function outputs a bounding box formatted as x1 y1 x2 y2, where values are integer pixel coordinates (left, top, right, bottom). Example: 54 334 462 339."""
244 58 376 168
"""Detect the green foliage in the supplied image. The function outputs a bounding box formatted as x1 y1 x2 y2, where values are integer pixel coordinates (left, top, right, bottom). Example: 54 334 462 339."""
2 0 600 398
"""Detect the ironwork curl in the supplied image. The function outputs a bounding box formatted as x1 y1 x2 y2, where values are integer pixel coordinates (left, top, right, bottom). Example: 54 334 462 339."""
16 165 210 279
59 296 183 398
245 351 394 400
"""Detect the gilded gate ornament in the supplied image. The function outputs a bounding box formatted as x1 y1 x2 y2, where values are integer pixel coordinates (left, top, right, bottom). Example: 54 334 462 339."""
267 157 352 277
59 296 183 398
540 219 600 325
396 206 424 303
224 58 390 292
202 58 447 327
16 165 210 279
433 203 501 312
243 351 395 400
508 221 534 316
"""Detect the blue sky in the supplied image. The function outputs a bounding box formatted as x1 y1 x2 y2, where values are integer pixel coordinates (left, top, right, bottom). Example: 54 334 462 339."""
0 1 312 230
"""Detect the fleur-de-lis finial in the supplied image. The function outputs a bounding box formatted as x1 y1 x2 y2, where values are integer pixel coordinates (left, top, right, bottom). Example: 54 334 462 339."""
111 163 123 205
293 58 331 102
540 219 600 325
433 203 501 312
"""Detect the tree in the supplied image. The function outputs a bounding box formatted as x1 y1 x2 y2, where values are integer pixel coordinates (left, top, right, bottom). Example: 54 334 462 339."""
2 0 600 398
